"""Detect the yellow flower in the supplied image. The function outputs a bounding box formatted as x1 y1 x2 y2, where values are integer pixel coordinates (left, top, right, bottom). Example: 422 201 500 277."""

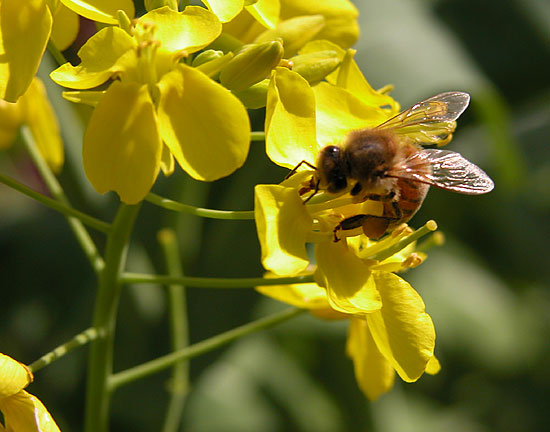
0 0 134 102
255 49 452 317
50 6 251 204
0 353 60 432
223 0 359 50
255 54 400 279
0 77 63 172
257 259 440 401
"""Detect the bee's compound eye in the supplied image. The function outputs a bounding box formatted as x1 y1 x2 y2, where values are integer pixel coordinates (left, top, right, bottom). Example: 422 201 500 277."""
318 146 347 193
327 146 340 156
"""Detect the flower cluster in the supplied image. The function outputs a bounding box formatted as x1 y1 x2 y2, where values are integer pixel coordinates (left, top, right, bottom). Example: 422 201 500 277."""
0 0 449 416
253 40 446 399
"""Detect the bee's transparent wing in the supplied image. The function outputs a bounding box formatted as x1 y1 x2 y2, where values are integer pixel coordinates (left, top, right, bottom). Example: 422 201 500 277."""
376 92 471 146
387 149 494 195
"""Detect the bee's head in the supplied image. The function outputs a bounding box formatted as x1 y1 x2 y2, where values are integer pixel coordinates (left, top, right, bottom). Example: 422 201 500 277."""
316 145 348 193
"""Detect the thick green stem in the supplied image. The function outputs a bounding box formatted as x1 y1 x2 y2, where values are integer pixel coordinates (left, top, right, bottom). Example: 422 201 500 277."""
109 307 304 391
120 272 315 288
84 203 141 432
158 229 189 432
21 126 105 273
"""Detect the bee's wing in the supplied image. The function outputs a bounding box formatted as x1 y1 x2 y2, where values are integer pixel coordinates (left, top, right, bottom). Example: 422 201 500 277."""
387 149 494 195
375 92 471 146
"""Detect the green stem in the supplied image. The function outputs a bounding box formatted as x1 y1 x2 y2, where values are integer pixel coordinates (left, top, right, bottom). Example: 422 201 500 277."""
158 229 189 432
368 220 438 262
146 192 255 219
120 272 315 288
47 40 67 65
21 126 105 273
250 131 265 142
0 173 111 233
28 327 102 373
84 203 141 432
109 307 304 391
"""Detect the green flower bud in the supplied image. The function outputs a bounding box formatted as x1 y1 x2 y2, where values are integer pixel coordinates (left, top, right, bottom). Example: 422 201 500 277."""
194 52 234 79
292 50 342 85
254 15 326 58
192 50 225 67
232 79 270 109
220 40 284 92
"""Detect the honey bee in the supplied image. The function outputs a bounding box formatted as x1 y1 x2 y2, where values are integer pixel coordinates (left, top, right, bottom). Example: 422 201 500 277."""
292 91 494 241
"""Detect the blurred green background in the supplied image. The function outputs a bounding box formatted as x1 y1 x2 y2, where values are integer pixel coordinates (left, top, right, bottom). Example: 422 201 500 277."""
1 0 549 431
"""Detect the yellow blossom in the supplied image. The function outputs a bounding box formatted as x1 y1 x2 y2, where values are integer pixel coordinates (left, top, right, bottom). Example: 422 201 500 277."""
0 0 134 102
50 6 251 204
0 353 60 432
0 77 63 172
257 256 439 401
223 0 359 50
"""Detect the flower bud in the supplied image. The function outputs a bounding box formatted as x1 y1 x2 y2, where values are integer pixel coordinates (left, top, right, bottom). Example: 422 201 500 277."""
220 40 284 92
193 51 234 79
254 15 325 57
232 79 269 109
192 50 225 67
292 50 342 85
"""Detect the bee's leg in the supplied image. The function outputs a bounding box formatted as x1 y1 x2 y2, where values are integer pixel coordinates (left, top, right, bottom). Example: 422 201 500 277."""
285 160 317 180
302 178 320 203
333 214 393 241
364 191 396 202
333 214 369 241
350 182 363 196
361 200 403 239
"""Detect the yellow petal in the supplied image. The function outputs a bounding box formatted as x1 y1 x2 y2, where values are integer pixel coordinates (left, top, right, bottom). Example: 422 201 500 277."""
0 390 60 432
315 241 382 315
202 0 244 23
62 90 106 107
83 81 162 204
256 280 329 310
222 8 266 44
139 6 221 55
346 317 395 401
425 355 441 375
254 184 312 275
335 50 400 113
279 0 359 48
159 143 175 176
59 0 135 24
50 3 79 51
157 64 250 181
367 272 436 382
313 82 392 148
0 353 32 398
265 67 318 169
0 99 23 149
245 0 280 29
0 0 52 102
19 78 64 173
50 26 136 89
254 15 325 58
